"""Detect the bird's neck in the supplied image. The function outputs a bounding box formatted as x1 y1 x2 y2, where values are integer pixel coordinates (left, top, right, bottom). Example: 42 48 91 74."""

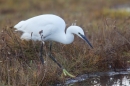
64 30 74 44
56 28 74 44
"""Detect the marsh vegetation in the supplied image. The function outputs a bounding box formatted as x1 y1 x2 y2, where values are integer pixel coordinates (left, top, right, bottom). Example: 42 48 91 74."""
0 0 130 85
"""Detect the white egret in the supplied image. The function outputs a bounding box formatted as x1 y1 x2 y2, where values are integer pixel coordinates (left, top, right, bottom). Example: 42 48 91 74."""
14 14 93 77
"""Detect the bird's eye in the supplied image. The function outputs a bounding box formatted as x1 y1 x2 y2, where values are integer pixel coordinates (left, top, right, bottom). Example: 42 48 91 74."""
78 32 81 34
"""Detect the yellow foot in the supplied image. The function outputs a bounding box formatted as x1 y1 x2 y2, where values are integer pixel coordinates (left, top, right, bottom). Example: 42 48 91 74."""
63 69 75 78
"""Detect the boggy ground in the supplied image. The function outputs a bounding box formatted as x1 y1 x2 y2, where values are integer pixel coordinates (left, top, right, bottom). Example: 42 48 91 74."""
0 0 130 85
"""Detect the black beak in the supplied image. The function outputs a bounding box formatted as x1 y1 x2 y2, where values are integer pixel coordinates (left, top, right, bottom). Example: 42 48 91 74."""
79 34 93 48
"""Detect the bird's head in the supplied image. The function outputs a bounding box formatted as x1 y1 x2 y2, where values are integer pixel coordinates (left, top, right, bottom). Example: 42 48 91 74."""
68 25 93 48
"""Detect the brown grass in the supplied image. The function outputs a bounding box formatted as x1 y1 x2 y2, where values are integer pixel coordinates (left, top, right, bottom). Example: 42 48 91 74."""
0 0 130 85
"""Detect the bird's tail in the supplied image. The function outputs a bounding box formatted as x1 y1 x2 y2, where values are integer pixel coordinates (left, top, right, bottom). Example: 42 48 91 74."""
14 21 25 31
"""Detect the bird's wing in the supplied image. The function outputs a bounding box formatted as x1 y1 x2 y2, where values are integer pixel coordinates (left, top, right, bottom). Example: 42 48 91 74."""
14 15 65 41
15 20 58 37
39 23 57 38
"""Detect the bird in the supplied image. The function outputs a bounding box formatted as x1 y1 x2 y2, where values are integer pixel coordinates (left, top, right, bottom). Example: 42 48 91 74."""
14 14 93 77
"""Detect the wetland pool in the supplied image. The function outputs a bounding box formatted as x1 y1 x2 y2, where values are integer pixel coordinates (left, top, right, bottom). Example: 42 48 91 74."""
57 70 130 86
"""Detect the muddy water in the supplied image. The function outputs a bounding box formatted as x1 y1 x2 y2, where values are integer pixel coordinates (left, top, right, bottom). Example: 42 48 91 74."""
71 74 130 86
57 70 130 86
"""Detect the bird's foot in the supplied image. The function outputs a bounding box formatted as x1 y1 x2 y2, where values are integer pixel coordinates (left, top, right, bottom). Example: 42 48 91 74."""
42 41 45 44
62 69 75 78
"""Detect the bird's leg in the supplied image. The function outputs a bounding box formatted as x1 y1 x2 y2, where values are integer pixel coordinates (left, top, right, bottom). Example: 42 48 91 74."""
48 42 75 77
48 42 63 68
40 42 44 64
39 30 45 64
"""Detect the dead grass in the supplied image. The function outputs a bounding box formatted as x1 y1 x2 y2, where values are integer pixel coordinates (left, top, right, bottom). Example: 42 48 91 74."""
0 18 130 85
0 0 130 85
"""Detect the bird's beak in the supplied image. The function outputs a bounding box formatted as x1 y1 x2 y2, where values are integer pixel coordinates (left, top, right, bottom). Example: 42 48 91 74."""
79 34 93 48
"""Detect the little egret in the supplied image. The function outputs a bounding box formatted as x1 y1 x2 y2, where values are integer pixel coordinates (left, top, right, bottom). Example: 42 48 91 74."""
14 14 93 77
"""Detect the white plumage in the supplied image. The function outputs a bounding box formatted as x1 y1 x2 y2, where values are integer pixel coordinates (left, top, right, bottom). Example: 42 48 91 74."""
14 14 92 47
14 14 93 77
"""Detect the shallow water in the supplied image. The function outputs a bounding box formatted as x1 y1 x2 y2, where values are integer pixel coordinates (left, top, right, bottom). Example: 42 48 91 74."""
71 74 130 86
57 70 130 86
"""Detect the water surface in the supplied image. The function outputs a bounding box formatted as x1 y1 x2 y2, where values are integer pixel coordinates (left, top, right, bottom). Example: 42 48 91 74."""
72 74 130 86
57 70 130 86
